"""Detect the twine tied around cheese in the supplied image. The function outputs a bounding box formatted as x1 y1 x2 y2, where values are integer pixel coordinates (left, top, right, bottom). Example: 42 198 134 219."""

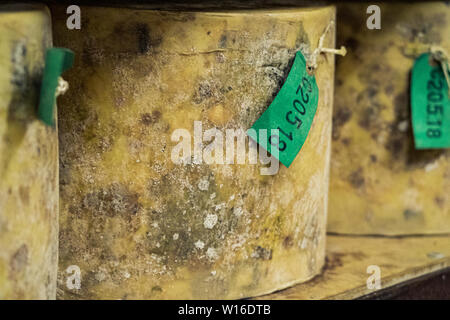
430 46 450 98
404 43 450 98
56 77 69 97
306 21 347 73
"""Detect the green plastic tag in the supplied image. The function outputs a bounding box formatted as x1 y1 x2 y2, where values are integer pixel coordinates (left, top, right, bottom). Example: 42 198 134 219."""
247 51 319 167
411 53 450 149
38 48 74 126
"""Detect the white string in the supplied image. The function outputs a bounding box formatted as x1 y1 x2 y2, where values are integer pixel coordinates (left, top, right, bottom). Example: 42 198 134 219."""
306 21 347 72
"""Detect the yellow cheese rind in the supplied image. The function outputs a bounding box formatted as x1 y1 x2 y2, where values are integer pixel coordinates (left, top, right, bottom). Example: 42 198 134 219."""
328 2 450 235
53 5 335 299
0 5 58 299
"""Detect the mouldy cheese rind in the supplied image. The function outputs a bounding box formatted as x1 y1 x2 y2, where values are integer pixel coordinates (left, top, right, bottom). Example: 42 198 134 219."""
0 4 58 299
52 5 336 299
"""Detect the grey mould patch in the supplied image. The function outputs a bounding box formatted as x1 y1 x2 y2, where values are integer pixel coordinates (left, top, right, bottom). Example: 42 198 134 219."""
348 168 365 189
141 110 161 126
2 41 43 179
192 80 231 106
252 246 272 260
403 209 422 220
385 92 410 159
332 106 352 140
218 34 227 48
18 186 30 206
435 196 445 209
79 183 141 217
145 165 228 266
10 244 28 274
283 235 293 248
193 81 214 104
10 42 27 90
267 54 296 102
357 102 382 132
8 41 40 123
396 13 445 45
136 23 150 54
135 22 162 55
151 286 163 294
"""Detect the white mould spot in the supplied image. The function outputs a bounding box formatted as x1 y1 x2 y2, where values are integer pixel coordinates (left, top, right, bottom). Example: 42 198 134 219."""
198 178 210 191
204 214 218 229
195 240 205 249
173 233 179 240
397 120 409 132
233 207 243 217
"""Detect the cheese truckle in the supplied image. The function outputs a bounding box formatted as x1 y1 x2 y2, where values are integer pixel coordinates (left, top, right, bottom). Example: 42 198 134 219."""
0 4 58 299
52 5 336 299
328 2 450 235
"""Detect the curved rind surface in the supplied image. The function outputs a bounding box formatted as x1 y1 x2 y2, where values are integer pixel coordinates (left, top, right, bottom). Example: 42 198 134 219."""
0 5 58 300
52 5 335 299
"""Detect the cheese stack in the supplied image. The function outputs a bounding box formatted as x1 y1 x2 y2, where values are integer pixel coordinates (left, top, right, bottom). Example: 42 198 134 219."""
0 4 58 299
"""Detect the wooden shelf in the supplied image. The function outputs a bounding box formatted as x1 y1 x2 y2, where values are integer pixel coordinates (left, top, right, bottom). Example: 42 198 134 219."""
257 234 450 300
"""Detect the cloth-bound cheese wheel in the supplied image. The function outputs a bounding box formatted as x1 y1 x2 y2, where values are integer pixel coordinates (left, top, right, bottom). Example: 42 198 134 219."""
0 4 57 299
328 2 450 235
52 5 336 299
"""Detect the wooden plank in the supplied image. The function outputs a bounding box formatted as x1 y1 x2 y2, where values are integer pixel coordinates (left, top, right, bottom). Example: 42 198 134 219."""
361 268 450 299
257 235 450 300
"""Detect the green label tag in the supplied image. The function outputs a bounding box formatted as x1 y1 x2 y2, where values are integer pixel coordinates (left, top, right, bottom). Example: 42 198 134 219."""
247 51 319 167
38 48 74 126
411 53 450 149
